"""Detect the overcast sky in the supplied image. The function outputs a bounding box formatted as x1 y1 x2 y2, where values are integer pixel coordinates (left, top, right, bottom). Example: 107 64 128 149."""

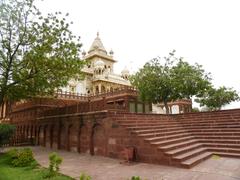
36 0 240 109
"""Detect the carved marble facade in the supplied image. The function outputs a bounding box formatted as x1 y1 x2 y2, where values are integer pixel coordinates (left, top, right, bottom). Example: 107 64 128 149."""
61 33 131 95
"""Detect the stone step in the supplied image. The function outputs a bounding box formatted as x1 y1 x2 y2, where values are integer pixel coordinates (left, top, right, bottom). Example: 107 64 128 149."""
178 116 238 121
144 133 240 142
191 132 240 136
119 118 240 125
120 123 182 128
137 129 188 138
145 133 192 142
159 139 199 151
165 143 203 156
130 126 240 135
203 143 240 149
135 128 240 135
178 118 240 123
186 128 240 133
181 152 212 168
128 126 185 132
198 139 240 144
116 120 173 124
151 136 195 146
214 152 240 158
115 118 172 123
183 124 240 130
118 119 240 128
117 111 240 168
181 122 240 127
173 147 207 162
127 124 240 131
195 136 240 140
177 113 240 119
121 116 240 124
207 147 240 154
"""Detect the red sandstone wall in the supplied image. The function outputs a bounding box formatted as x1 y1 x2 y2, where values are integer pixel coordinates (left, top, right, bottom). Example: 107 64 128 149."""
12 111 169 165
12 108 240 167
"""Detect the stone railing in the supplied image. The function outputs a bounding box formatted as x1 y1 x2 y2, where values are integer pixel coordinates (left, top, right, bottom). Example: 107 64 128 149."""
40 88 136 117
55 91 89 101
57 87 137 100
11 98 64 112
10 87 138 119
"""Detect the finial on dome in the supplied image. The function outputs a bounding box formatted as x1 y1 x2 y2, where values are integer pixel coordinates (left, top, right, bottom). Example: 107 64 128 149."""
97 32 99 37
109 49 114 56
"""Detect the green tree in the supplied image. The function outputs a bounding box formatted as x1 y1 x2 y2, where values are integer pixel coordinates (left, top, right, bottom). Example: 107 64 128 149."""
130 50 211 114
196 86 239 110
171 59 211 99
0 124 15 148
0 0 84 108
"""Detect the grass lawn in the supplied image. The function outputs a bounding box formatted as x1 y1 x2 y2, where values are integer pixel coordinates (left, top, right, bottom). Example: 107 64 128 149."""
0 153 73 180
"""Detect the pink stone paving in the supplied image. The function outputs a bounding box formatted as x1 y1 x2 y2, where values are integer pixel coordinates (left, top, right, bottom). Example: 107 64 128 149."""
7 146 240 180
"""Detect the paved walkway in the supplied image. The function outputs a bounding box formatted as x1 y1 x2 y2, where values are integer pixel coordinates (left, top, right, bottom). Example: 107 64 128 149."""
15 146 240 180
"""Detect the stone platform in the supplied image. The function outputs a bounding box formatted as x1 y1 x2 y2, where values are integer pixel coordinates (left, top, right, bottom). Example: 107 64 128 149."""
30 146 240 180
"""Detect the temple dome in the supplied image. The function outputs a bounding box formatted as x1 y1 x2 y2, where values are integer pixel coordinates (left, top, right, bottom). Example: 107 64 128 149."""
88 32 107 54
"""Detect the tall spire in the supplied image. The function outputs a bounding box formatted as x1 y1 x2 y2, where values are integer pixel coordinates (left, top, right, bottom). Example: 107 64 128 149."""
88 32 107 54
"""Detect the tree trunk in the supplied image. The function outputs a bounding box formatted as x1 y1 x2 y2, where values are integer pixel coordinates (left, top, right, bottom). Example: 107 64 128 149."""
163 100 170 114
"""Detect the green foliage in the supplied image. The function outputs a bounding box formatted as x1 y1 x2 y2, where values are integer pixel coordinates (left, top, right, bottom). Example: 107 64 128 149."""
171 59 211 99
28 160 38 169
192 107 200 112
0 124 16 147
44 152 63 178
42 169 56 179
196 86 239 110
0 153 72 180
7 148 18 159
0 0 84 105
130 50 211 114
8 148 36 167
79 172 92 180
131 176 141 180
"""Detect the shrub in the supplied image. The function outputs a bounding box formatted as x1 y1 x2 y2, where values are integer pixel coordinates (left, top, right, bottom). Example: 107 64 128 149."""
131 176 141 180
7 148 37 167
42 169 55 179
29 160 39 169
43 152 63 178
10 148 36 167
79 172 92 180
0 124 15 148
7 148 18 159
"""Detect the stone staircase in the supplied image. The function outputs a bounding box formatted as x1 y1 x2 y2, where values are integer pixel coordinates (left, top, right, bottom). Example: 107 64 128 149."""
115 110 240 168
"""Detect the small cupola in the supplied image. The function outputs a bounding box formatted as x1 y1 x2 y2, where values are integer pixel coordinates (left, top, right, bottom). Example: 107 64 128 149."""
121 67 130 80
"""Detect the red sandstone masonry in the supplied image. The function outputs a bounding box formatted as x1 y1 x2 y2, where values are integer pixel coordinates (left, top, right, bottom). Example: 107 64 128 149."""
109 110 240 168
10 108 240 168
